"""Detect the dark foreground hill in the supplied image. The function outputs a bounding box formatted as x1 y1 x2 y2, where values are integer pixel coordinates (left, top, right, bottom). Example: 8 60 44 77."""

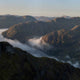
0 15 37 28
0 42 80 80
2 17 80 43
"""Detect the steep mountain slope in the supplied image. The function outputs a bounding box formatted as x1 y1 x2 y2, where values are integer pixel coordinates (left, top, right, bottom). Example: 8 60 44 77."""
41 25 80 64
0 42 80 80
0 15 37 28
2 17 80 43
42 29 66 46
42 25 80 46
2 21 57 43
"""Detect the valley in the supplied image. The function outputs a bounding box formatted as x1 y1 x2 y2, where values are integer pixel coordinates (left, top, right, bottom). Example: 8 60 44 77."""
0 15 80 79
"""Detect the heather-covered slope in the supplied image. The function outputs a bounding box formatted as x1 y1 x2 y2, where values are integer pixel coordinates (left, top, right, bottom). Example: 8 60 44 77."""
0 42 80 80
0 15 37 28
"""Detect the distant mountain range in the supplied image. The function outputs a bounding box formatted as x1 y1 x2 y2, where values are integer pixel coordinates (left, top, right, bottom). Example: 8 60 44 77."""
2 17 80 42
0 15 71 28
35 16 71 22
35 16 55 21
2 21 59 43
0 42 80 80
0 15 37 28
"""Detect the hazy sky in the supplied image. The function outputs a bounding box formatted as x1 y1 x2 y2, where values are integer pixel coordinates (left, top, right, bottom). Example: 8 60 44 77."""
0 0 80 17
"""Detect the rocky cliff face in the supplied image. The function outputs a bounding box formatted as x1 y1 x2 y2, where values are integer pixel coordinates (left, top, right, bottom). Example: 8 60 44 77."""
0 42 80 80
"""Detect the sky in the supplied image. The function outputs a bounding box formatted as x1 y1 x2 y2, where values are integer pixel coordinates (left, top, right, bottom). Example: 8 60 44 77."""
0 0 80 17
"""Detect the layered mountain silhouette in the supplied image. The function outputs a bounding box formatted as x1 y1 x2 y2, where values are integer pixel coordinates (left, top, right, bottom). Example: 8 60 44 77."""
2 17 80 43
35 16 55 22
0 15 37 28
2 21 58 43
0 42 80 80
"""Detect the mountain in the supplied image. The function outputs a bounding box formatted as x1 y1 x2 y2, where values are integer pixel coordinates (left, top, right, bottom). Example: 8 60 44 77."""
0 15 37 28
2 21 58 43
42 25 80 46
62 16 71 19
41 25 80 64
0 42 80 80
3 17 80 43
35 16 71 22
2 17 80 65
42 29 66 46
35 16 55 22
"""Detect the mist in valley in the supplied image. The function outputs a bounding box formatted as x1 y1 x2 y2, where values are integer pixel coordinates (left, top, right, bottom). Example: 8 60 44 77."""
0 29 48 57
0 29 80 68
28 37 52 50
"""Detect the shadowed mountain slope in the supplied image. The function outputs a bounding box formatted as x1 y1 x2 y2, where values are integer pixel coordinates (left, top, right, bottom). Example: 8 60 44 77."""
0 42 80 80
2 17 80 43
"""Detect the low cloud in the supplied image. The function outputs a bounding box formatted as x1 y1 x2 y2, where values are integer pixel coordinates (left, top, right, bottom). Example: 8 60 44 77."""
28 37 52 50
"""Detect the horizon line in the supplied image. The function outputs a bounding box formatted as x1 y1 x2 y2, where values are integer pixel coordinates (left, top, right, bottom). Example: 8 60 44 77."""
0 14 80 18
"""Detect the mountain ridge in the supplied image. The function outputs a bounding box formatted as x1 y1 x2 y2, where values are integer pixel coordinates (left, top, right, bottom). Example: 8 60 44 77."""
0 15 37 28
0 41 80 80
2 17 80 43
